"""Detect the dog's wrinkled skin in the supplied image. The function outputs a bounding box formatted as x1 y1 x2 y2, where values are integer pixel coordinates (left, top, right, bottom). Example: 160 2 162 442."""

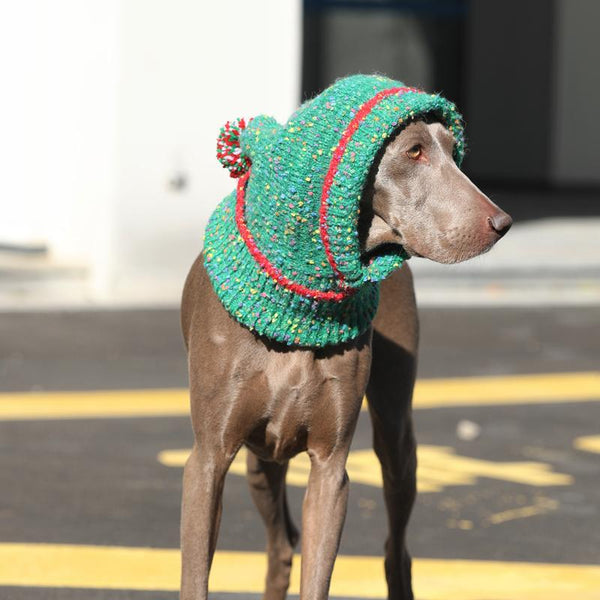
180 120 511 600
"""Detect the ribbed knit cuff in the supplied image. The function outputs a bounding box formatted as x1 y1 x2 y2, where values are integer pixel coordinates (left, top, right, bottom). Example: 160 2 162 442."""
204 192 380 347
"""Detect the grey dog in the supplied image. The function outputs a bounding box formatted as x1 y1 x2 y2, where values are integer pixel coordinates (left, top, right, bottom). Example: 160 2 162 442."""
180 118 511 600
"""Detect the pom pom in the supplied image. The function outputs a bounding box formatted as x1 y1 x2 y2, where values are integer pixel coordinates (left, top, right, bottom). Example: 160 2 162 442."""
216 118 252 178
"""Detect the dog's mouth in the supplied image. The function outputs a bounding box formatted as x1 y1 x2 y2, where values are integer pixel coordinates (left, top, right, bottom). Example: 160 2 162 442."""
407 236 498 265
397 242 423 259
362 241 411 263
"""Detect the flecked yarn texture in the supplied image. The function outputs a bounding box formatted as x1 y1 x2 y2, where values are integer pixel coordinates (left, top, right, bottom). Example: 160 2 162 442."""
204 74 465 347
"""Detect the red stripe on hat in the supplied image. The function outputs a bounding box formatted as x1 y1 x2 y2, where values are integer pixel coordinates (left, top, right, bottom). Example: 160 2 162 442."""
320 86 418 283
236 171 356 302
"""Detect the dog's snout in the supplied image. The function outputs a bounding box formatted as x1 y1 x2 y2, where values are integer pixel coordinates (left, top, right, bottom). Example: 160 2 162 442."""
487 212 513 238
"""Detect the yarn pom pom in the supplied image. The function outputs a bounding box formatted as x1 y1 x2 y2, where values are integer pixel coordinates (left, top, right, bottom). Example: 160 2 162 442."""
216 118 251 178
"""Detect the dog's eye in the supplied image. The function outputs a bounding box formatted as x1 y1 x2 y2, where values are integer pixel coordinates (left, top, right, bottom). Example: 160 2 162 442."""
406 144 422 160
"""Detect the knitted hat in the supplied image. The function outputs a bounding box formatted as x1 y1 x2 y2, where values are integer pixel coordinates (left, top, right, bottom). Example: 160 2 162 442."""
204 74 464 347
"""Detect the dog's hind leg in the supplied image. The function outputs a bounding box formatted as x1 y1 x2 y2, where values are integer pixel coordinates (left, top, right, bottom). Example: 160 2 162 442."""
246 450 299 600
367 265 419 600
367 378 417 600
180 442 233 600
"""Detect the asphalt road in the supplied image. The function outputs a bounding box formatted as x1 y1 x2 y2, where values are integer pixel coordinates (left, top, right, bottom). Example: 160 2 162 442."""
1 306 599 599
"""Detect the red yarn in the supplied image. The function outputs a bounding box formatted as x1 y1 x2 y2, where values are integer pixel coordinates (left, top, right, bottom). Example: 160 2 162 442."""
319 87 418 281
216 118 252 178
235 171 356 302
232 88 417 297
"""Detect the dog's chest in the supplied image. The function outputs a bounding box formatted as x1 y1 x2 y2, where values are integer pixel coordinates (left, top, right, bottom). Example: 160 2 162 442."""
244 347 370 462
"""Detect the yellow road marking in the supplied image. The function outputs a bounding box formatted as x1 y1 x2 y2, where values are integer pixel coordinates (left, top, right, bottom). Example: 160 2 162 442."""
0 371 598 421
158 445 572 493
414 371 600 408
446 518 474 530
484 497 559 525
574 434 600 454
2 543 599 599
0 388 190 421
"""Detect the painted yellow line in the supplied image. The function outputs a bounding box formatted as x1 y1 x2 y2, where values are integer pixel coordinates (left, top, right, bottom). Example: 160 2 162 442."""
413 371 600 408
0 388 190 421
0 372 598 421
2 543 600 599
159 445 573 493
574 434 600 454
484 497 559 525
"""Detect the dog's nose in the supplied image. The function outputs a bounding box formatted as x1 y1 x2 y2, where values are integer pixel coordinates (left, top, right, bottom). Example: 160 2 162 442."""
487 212 513 238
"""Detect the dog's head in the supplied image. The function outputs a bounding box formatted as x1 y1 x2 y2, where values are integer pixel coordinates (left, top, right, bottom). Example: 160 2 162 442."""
360 118 512 264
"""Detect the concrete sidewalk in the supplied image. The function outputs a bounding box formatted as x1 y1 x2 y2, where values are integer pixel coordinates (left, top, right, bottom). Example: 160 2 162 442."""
411 217 600 306
1 216 599 310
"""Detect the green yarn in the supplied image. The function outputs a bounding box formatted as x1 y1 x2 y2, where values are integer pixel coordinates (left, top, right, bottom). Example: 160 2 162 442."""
204 74 465 347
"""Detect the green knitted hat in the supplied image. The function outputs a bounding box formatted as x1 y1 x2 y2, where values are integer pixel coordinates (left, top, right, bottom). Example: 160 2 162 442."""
204 74 464 347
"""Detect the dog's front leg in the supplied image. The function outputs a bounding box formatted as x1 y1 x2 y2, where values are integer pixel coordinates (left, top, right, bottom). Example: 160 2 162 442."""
299 451 350 600
180 442 232 600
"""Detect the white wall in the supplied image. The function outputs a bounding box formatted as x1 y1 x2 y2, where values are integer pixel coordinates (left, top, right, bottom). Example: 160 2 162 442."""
1 0 301 303
0 0 119 264
0 2 49 248
111 0 302 299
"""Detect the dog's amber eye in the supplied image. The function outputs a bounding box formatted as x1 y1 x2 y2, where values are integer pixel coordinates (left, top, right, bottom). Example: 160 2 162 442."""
406 144 422 160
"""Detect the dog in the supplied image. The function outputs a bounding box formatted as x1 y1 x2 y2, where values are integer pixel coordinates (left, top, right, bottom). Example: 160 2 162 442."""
180 113 511 599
